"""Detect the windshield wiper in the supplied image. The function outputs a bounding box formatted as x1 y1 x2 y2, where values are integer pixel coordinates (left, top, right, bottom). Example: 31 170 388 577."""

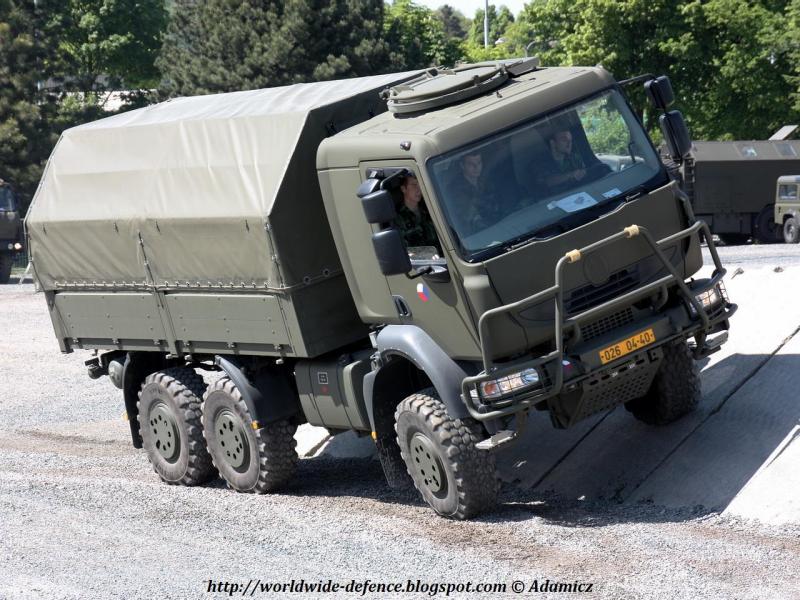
503 223 564 251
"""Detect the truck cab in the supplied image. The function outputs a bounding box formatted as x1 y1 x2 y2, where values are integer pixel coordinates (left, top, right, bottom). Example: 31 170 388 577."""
317 63 734 515
774 175 800 243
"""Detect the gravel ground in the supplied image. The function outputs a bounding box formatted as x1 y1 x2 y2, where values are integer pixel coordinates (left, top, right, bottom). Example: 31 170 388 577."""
1 251 799 599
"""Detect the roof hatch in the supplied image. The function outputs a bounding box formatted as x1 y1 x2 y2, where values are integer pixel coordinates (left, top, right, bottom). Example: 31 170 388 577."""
381 59 539 115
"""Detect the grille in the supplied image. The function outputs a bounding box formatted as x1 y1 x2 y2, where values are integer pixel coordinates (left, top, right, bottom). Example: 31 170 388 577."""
567 268 640 314
580 308 635 342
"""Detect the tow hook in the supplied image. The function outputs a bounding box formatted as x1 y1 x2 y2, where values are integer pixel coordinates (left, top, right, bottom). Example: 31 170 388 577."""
85 357 105 379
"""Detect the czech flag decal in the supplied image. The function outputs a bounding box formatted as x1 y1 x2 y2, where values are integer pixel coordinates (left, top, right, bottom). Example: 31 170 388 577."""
416 283 429 302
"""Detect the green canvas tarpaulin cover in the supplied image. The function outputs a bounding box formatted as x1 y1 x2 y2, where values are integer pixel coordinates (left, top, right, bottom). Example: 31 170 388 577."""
26 72 415 292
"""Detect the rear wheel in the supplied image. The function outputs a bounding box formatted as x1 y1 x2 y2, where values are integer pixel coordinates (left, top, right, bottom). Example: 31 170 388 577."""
625 341 701 425
202 377 297 493
783 218 800 244
395 389 498 519
0 254 12 284
717 233 749 246
137 367 216 485
754 206 781 243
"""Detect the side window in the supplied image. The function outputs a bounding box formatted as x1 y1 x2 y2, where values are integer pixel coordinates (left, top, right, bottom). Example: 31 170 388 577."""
391 172 443 264
779 184 798 202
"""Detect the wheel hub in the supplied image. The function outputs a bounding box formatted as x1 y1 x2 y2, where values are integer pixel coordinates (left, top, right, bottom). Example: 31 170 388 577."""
410 433 446 493
149 402 180 462
214 410 249 471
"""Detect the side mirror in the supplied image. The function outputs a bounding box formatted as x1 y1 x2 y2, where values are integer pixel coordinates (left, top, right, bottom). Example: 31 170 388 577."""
361 190 397 224
645 75 674 110
372 229 411 276
659 110 692 161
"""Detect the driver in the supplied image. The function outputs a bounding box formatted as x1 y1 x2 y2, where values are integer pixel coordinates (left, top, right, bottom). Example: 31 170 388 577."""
393 174 440 252
539 129 587 191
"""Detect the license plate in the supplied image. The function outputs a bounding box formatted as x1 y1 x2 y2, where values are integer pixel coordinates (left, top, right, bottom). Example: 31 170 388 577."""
598 328 656 365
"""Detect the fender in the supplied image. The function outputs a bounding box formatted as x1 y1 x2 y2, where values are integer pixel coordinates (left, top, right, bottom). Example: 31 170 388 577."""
369 324 470 422
214 356 301 426
122 352 170 448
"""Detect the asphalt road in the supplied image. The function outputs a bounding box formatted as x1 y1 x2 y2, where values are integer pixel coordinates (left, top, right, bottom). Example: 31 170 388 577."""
1 244 799 599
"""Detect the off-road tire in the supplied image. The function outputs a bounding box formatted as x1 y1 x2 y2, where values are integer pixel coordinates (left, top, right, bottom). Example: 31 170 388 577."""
625 341 701 425
0 254 12 284
783 218 800 244
754 206 781 244
137 367 216 485
717 233 749 246
395 389 498 519
202 377 297 493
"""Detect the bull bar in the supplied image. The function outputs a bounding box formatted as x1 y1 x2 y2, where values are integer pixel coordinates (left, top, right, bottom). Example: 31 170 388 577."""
461 220 737 421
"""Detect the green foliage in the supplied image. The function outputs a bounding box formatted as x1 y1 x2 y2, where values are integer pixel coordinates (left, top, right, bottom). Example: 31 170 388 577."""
384 0 462 69
48 0 167 92
0 0 56 207
518 0 799 140
158 0 392 96
435 4 468 39
469 4 514 47
579 98 630 155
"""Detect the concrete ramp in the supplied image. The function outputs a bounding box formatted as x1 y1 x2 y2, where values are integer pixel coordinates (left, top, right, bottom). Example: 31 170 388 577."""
308 266 800 525
498 265 800 524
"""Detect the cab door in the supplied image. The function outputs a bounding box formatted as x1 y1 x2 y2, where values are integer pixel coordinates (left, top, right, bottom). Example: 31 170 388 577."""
360 160 480 359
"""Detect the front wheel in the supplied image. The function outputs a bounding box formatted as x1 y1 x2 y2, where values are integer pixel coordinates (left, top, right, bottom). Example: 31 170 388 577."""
783 218 800 244
202 377 297 493
395 390 498 519
625 341 701 425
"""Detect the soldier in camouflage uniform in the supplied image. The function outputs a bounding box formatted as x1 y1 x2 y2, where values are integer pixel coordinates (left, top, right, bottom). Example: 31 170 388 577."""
395 175 440 252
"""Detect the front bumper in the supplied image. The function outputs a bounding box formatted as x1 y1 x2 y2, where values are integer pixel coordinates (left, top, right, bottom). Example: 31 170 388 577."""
461 220 736 423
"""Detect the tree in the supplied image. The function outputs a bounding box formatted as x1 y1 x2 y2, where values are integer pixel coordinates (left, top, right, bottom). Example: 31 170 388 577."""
517 0 798 140
158 0 392 96
0 0 56 208
469 4 515 47
435 4 468 39
47 0 167 93
384 0 462 69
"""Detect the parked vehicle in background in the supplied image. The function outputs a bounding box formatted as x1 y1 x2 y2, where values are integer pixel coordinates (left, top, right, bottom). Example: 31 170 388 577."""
774 175 800 243
0 179 24 283
680 139 800 244
25 62 735 519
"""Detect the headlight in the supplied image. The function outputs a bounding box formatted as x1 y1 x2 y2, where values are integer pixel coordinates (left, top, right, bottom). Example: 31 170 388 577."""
471 367 541 400
690 281 728 314
6 243 12 250
13 242 22 250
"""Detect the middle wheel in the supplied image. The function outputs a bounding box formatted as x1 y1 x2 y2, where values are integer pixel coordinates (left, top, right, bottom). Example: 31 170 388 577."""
202 376 298 493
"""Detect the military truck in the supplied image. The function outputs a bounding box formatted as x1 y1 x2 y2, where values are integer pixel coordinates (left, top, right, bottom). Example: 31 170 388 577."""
26 62 735 519
681 140 800 244
774 175 800 243
0 179 24 283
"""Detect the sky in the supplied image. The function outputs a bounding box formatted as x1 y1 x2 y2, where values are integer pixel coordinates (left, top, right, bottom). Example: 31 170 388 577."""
413 1 527 18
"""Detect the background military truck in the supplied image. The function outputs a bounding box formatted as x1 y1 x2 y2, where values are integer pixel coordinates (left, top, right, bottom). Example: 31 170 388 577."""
26 62 735 519
774 175 800 243
0 179 24 283
680 139 800 244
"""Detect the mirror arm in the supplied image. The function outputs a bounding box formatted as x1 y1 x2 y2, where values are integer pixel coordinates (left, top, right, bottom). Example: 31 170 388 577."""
405 266 433 279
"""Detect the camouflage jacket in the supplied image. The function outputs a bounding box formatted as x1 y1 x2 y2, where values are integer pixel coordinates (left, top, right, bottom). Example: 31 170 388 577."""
394 202 439 250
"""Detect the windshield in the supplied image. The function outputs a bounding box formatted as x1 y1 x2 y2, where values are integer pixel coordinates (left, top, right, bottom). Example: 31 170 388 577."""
428 89 665 260
0 187 14 211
